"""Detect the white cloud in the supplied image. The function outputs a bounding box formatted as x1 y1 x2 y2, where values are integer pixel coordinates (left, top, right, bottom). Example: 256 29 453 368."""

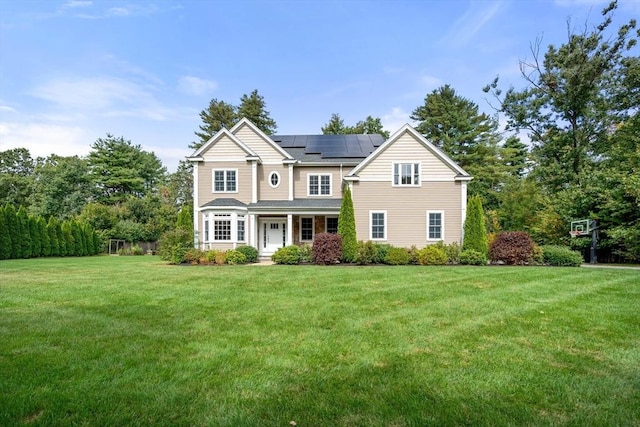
30 77 172 121
62 0 93 8
382 107 414 132
443 0 505 47
0 105 17 113
0 122 90 158
177 76 218 96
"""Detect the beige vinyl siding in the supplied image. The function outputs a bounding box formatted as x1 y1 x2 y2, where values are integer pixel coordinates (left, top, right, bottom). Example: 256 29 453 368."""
196 161 252 206
356 131 457 181
233 124 286 164
202 134 249 160
351 181 463 246
258 165 289 200
293 166 343 199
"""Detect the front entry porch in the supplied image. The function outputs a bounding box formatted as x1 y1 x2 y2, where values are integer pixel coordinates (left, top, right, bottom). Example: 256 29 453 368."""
255 214 339 256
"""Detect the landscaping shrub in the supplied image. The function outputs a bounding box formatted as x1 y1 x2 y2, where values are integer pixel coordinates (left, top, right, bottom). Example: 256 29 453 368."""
459 249 487 265
489 231 534 265
530 244 544 265
157 228 192 264
184 248 204 265
406 245 419 265
384 247 410 265
272 245 301 265
433 241 461 264
338 186 357 263
374 244 393 264
299 243 313 263
312 233 343 265
542 245 584 266
236 245 258 263
463 196 488 256
226 250 247 265
356 240 377 265
417 245 448 265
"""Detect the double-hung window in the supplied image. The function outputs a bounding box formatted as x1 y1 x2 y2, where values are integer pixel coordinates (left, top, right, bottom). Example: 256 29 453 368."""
326 217 338 234
237 215 246 242
427 211 444 240
370 211 386 240
300 217 314 241
393 163 420 186
308 174 331 196
213 169 237 193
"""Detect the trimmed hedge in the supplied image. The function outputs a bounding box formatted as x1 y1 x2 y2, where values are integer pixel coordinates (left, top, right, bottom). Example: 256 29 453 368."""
236 245 258 263
417 245 448 265
272 245 302 265
459 249 487 265
542 245 583 267
384 247 410 265
489 231 534 265
226 249 247 265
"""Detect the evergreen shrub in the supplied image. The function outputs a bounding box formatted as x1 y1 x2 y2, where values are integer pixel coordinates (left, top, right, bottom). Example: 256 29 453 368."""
417 245 448 265
272 245 301 264
542 245 583 266
459 249 487 265
236 245 258 263
384 247 410 265
226 250 247 265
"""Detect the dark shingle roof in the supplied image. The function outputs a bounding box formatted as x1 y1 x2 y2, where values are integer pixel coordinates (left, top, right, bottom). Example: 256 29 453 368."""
270 134 384 162
200 198 247 208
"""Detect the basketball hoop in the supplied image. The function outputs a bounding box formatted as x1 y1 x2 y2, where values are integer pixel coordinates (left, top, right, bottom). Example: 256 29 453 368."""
569 230 583 238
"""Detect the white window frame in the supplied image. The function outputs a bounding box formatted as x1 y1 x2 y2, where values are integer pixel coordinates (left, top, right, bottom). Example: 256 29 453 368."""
237 215 246 242
213 168 238 193
307 173 332 196
299 216 314 242
325 216 339 234
392 162 421 187
427 210 445 241
268 171 280 188
369 211 387 241
203 212 246 243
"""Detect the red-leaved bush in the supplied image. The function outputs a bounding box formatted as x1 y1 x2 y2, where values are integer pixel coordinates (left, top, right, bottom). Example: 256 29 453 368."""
312 233 342 265
489 231 534 265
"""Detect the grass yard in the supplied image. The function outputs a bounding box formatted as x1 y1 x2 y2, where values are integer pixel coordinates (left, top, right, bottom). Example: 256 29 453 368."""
1 256 639 426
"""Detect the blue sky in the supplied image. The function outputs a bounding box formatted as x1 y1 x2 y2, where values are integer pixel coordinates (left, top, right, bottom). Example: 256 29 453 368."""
1 0 638 171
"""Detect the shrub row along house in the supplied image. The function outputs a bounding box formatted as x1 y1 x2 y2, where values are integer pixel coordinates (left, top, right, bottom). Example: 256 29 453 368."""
187 118 472 257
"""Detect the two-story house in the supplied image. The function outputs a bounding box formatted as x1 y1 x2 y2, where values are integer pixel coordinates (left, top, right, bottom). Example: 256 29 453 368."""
187 118 471 257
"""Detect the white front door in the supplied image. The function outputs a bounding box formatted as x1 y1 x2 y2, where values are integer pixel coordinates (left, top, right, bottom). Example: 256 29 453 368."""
260 219 286 255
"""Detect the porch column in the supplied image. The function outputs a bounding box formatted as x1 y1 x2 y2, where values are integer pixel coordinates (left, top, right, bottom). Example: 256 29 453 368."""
249 214 256 248
288 163 294 201
193 162 199 248
251 161 258 203
287 214 293 246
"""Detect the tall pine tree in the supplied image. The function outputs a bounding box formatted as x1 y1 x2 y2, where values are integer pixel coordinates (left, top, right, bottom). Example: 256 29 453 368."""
237 89 277 135
338 185 357 263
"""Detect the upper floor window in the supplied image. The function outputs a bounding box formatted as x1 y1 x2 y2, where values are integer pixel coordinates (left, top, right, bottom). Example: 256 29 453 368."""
393 163 420 186
213 169 237 193
269 171 280 188
308 174 331 196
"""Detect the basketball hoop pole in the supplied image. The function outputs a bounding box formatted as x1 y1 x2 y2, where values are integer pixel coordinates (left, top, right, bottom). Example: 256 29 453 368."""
590 220 597 264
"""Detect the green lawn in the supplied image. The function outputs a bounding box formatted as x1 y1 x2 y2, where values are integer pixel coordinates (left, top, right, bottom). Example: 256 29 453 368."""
1 256 638 426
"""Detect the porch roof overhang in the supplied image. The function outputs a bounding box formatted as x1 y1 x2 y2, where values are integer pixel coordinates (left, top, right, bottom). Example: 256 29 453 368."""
248 198 342 215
